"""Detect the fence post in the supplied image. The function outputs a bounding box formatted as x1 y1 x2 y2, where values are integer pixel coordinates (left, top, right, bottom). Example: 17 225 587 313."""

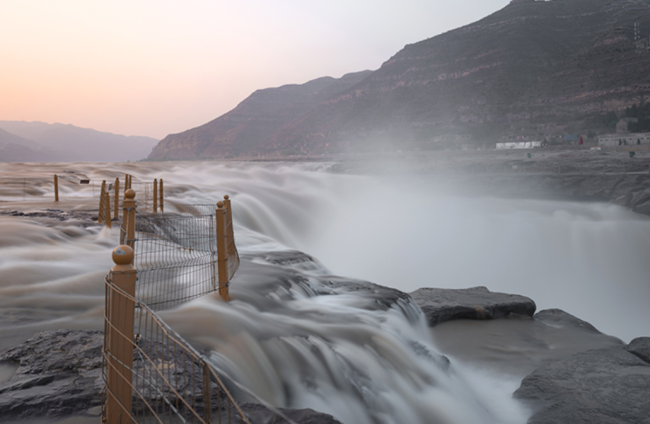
215 201 230 302
224 195 234 244
153 179 158 213
124 174 128 195
105 191 112 228
105 245 136 424
114 178 120 219
120 189 136 250
99 180 107 224
202 363 212 422
159 179 164 212
54 175 59 202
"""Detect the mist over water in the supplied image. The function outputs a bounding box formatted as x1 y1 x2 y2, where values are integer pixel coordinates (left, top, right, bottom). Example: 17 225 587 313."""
1 160 649 424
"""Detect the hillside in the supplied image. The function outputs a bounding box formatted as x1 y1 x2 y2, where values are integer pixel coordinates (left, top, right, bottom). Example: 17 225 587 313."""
149 71 373 160
150 0 650 159
0 121 159 162
0 128 51 162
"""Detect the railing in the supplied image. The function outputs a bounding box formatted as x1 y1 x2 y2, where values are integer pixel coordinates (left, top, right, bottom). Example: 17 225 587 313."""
102 188 265 424
103 268 249 424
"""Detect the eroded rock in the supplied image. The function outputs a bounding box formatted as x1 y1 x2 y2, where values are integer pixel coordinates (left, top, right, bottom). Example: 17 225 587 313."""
410 286 536 326
514 344 650 424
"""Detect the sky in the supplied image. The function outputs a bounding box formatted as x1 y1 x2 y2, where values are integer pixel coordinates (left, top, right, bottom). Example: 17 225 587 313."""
1 1 508 139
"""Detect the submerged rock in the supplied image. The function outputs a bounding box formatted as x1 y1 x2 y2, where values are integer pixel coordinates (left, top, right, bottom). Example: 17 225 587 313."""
514 341 650 424
410 286 536 326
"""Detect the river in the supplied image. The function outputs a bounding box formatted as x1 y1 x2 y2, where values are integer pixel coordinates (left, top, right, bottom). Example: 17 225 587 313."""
0 160 648 424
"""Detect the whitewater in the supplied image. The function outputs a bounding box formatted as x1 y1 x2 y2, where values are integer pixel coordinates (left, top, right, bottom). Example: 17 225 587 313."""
1 160 649 424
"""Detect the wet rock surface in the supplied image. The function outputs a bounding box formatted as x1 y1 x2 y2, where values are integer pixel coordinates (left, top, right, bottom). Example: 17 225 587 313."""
514 343 650 424
0 329 104 420
626 337 650 365
410 286 536 326
0 208 101 225
239 403 343 424
0 329 346 423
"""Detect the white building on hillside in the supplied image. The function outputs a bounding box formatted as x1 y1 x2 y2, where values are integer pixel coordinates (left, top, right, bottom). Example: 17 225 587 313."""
495 141 542 150
598 133 650 147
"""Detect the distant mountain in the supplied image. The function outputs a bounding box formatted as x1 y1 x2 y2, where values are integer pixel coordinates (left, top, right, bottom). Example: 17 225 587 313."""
0 121 159 162
0 128 50 162
149 0 650 158
148 71 373 160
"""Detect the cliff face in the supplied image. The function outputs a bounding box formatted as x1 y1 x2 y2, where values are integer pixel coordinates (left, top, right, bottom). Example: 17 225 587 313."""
150 0 650 159
148 71 373 160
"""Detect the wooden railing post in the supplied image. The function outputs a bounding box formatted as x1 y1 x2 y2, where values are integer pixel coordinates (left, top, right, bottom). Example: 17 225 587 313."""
120 190 136 250
114 178 120 219
159 179 164 212
99 180 107 224
202 363 212 423
54 175 59 202
223 195 234 245
215 201 230 302
104 190 112 228
153 179 158 213
105 245 136 424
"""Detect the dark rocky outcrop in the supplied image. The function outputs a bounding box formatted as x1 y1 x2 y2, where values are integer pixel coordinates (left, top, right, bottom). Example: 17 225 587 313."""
514 342 650 424
410 286 536 326
0 329 104 420
626 337 650 364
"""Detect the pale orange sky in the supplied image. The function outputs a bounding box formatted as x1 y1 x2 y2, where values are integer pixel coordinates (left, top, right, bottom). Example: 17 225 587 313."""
0 1 508 139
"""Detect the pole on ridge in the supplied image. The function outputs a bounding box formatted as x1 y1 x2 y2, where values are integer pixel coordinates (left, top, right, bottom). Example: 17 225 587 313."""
159 179 164 213
54 175 59 202
104 245 136 424
216 201 230 302
114 178 120 219
153 179 158 213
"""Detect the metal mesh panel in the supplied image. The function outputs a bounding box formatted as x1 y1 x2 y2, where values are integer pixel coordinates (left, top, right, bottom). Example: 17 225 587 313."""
0 177 54 201
133 210 219 311
102 276 251 424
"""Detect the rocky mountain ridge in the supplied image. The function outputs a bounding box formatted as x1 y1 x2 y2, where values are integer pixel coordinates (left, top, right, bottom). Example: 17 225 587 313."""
149 0 650 159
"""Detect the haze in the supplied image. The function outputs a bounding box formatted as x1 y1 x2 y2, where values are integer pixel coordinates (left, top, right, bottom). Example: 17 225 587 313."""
1 0 507 139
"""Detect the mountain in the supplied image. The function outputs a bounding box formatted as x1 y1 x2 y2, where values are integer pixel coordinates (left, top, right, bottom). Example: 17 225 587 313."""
148 71 373 160
0 121 159 162
151 0 650 159
0 128 50 162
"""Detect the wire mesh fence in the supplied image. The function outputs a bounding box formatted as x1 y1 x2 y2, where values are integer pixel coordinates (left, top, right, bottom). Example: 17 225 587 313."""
102 275 251 424
101 191 292 424
131 210 221 311
117 191 238 312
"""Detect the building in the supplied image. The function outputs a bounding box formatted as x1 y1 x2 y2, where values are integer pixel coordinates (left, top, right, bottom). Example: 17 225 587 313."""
598 132 650 147
495 141 542 150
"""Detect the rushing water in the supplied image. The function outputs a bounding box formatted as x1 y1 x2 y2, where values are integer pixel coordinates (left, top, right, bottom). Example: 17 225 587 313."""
1 160 649 424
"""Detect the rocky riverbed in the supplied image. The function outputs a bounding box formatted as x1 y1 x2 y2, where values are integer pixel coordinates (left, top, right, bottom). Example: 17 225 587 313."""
1 251 648 423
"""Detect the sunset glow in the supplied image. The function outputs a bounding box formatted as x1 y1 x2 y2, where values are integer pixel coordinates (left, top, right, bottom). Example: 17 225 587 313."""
1 0 507 138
